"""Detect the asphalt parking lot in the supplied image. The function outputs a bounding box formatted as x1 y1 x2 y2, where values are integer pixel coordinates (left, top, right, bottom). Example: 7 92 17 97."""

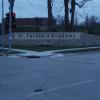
0 52 100 100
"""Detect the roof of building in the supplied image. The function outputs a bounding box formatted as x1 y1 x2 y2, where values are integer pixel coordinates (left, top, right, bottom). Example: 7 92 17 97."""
16 17 48 26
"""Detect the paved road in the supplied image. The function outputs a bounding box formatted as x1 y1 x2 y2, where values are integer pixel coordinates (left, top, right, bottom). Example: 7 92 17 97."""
0 52 100 100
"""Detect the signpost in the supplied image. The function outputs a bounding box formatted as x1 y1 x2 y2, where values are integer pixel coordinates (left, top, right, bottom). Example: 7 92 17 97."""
8 0 15 51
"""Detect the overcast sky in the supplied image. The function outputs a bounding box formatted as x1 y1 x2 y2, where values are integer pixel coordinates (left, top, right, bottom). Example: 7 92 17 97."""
0 0 100 22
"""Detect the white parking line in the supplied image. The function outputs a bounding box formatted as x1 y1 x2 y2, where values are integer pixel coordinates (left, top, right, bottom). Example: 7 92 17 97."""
27 79 95 97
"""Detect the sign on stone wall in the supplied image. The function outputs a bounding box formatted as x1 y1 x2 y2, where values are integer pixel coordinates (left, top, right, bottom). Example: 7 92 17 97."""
14 32 81 40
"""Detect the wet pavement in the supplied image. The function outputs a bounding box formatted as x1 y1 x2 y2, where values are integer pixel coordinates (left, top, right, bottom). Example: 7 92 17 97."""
0 52 100 100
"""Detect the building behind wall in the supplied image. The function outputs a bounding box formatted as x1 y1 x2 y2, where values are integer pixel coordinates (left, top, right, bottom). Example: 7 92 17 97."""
16 17 48 32
4 17 57 33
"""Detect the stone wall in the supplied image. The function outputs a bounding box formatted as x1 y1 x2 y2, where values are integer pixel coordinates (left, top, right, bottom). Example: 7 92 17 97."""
12 32 81 46
0 32 100 46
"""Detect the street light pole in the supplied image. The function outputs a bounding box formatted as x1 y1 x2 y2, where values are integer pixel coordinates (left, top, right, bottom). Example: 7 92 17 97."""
1 0 5 50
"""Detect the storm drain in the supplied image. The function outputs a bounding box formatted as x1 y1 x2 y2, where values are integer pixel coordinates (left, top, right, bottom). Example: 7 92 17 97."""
34 88 43 93
26 56 41 58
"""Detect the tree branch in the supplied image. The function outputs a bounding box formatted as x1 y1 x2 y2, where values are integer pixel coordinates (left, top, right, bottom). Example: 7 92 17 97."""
75 0 92 8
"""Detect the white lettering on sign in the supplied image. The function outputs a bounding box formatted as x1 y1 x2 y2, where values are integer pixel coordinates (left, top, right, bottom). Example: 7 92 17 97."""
14 32 81 40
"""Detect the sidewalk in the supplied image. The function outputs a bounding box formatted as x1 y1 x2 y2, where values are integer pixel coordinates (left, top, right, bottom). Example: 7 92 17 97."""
1 46 100 58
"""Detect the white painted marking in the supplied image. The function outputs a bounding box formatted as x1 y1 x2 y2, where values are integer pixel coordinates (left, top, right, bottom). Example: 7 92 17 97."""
27 79 95 97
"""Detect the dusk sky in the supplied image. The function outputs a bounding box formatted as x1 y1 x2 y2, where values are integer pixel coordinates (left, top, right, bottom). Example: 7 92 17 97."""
0 0 100 22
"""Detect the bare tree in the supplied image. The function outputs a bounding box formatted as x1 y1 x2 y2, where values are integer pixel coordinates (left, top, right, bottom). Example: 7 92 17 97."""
70 0 75 31
70 0 92 31
75 0 92 8
48 0 53 31
64 0 69 31
85 15 98 27
8 0 15 13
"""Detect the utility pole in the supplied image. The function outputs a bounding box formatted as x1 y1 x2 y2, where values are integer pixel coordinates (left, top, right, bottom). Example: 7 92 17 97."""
1 0 5 51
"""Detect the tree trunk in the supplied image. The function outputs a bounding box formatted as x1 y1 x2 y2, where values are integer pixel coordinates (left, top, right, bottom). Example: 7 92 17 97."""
48 0 53 32
64 0 69 32
70 0 75 31
8 0 15 13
